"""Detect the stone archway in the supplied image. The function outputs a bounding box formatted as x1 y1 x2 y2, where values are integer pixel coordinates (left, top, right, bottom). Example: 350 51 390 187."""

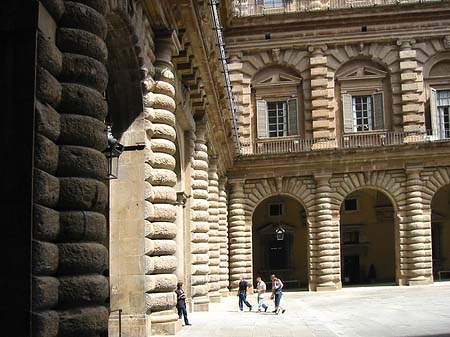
339 188 396 286
430 184 450 280
252 194 308 289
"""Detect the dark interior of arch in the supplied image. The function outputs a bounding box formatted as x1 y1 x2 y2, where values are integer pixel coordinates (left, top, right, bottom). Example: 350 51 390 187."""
105 12 143 140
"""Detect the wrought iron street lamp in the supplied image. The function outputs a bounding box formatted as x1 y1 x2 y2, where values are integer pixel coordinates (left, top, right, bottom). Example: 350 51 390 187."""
104 126 124 179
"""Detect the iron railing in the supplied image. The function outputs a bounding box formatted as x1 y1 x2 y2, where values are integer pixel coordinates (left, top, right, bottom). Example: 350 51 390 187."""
239 130 450 156
232 0 444 17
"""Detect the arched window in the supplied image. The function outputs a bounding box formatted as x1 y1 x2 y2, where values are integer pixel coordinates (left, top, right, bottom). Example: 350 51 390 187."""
252 66 302 139
336 60 391 134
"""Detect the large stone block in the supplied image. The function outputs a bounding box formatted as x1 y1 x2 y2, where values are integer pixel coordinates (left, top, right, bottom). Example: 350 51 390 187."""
36 66 62 108
35 134 59 174
57 146 107 180
58 306 108 337
32 276 60 310
58 243 107 274
32 240 59 275
60 53 108 92
38 31 62 77
32 310 59 337
59 114 107 150
60 83 108 120
58 177 107 211
145 221 177 239
59 211 106 242
58 275 108 306
33 204 60 242
35 100 61 142
57 28 107 63
145 293 176 312
34 169 59 208
60 2 107 39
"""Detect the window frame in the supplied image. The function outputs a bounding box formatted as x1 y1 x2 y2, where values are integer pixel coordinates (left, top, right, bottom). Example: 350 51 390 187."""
344 198 359 212
268 202 284 217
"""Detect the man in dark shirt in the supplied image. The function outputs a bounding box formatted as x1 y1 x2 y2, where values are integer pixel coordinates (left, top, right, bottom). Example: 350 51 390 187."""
238 277 253 311
175 282 191 326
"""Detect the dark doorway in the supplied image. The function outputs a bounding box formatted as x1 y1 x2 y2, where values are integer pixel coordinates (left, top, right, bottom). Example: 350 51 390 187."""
267 237 290 270
343 255 360 284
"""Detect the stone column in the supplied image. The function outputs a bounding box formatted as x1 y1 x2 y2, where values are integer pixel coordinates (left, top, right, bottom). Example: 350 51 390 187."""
228 179 252 292
34 1 110 336
309 45 335 145
143 32 180 335
218 177 230 296
398 166 433 285
190 121 210 311
309 174 341 291
207 157 221 302
397 39 425 140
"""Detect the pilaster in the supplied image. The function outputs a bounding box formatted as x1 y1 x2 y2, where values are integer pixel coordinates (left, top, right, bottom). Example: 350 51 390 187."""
397 39 425 139
190 120 210 311
228 179 252 292
143 31 181 335
207 157 221 303
309 45 335 142
398 166 433 286
309 174 341 291
218 177 229 296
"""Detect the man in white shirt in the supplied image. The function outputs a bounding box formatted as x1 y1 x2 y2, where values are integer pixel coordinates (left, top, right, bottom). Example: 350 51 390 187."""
255 276 268 312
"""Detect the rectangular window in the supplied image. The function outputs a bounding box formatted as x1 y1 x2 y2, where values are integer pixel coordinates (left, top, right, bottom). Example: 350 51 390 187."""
269 203 283 216
264 0 284 7
437 90 450 138
344 198 358 212
352 95 373 132
267 101 287 137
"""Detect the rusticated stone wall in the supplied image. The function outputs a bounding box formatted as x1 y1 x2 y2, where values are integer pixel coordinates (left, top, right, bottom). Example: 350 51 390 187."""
218 177 229 296
228 179 251 292
227 168 450 290
190 121 210 311
143 35 181 335
207 157 221 302
33 0 110 336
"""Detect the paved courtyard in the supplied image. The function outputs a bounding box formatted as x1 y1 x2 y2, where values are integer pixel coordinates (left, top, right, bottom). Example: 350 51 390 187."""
171 283 450 337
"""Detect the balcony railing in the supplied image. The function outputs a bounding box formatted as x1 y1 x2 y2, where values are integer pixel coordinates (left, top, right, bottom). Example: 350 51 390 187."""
232 0 443 17
239 130 450 156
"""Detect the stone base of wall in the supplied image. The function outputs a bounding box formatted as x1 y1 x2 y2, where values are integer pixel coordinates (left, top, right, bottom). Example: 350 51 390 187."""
309 281 342 291
193 302 210 312
151 319 182 335
399 277 433 286
108 314 151 337
220 290 229 297
209 293 222 303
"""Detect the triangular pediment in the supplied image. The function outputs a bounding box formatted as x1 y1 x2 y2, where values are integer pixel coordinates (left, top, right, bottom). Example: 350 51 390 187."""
253 72 301 87
339 65 387 80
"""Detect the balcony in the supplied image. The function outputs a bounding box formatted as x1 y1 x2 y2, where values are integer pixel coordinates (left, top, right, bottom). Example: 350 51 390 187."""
232 0 443 17
239 130 450 156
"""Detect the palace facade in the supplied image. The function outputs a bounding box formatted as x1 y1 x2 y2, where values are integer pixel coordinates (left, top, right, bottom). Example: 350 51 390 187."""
2 0 450 336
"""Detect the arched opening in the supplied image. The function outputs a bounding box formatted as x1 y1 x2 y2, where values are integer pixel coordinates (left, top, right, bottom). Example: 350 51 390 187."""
431 184 450 280
104 11 146 336
252 195 308 289
340 188 396 286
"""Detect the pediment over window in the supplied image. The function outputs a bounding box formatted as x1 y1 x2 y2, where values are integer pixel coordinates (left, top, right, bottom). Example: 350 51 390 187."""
252 66 301 88
338 65 387 82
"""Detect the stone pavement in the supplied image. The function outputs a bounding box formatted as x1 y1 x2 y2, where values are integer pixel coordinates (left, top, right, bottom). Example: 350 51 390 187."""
168 282 450 337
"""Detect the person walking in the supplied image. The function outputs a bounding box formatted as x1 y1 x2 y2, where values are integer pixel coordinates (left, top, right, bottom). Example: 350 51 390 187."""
255 276 268 312
175 282 191 326
238 277 253 311
270 274 286 314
